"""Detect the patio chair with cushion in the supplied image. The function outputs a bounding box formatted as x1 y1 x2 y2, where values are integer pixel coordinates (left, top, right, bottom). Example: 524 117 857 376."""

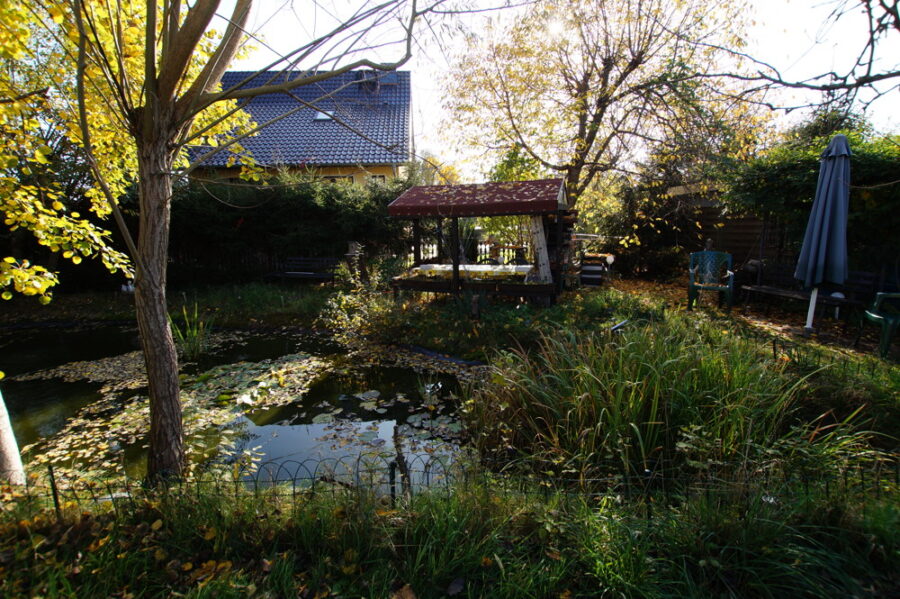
687 251 734 311
855 292 900 358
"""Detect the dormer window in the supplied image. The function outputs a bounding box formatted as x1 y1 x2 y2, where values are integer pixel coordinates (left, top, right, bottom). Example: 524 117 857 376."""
314 110 334 121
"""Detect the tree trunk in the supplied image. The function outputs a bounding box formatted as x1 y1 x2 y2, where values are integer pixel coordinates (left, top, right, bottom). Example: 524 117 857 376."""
135 135 184 480
565 165 582 209
0 391 26 486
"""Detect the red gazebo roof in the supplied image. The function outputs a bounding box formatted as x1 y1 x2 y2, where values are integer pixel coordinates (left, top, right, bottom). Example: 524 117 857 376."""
388 178 566 218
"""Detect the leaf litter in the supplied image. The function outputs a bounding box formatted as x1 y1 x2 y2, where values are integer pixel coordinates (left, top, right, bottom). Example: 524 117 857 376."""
16 332 488 481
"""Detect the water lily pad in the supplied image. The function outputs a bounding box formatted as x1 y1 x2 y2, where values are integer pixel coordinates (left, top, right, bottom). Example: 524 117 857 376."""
311 413 335 424
358 430 379 442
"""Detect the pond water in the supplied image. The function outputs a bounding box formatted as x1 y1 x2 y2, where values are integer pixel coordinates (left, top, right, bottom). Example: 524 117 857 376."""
0 323 474 480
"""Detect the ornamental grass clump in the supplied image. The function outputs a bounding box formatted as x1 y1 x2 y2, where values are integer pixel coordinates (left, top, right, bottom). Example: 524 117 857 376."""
169 303 213 362
464 316 820 480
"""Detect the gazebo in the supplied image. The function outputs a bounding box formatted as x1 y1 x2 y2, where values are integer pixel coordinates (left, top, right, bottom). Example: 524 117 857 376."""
387 178 576 300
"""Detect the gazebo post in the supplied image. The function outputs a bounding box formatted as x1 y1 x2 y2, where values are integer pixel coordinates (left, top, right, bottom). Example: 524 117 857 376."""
412 219 422 266
450 217 460 295
555 209 564 293
436 219 444 261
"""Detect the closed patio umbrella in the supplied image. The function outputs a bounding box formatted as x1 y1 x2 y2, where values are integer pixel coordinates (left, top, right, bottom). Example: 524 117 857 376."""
794 134 851 333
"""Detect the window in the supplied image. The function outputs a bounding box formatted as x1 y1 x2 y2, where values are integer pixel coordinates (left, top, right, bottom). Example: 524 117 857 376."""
314 110 335 121
367 175 386 184
321 175 353 184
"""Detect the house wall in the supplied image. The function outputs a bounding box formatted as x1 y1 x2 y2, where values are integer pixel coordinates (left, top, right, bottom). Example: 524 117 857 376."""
194 164 400 185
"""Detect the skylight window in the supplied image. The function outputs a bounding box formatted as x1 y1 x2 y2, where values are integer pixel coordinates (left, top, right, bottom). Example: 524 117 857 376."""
314 110 335 121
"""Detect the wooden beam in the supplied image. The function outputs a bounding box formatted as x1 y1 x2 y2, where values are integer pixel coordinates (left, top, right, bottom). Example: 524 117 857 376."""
555 211 564 292
413 220 421 266
530 216 552 284
451 218 460 295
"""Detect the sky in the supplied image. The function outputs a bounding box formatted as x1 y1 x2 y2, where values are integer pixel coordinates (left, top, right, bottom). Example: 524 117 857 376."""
222 0 899 180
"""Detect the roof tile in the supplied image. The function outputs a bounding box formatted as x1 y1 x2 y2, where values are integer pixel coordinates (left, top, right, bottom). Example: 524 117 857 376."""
193 70 410 168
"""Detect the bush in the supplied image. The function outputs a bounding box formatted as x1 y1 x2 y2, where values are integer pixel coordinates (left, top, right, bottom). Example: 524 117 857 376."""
167 174 413 287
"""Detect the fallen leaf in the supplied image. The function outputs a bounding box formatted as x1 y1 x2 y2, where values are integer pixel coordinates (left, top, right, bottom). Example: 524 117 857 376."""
391 584 417 599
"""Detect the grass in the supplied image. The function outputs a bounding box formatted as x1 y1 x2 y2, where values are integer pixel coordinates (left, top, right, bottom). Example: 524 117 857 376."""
463 309 892 479
319 286 667 361
4 281 898 597
170 303 214 361
1 471 896 598
172 283 337 328
0 283 337 329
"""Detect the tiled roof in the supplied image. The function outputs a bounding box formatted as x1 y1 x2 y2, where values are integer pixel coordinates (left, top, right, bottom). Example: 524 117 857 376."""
388 179 567 218
193 70 410 168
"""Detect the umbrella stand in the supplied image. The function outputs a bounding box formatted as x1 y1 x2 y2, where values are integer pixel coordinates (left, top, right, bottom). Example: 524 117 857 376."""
804 287 819 334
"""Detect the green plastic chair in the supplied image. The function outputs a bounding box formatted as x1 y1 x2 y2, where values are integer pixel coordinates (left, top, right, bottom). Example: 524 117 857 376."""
856 292 900 358
687 251 734 311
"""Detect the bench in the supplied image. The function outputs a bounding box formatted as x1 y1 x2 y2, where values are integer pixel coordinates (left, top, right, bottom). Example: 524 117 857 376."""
267 257 340 284
741 264 878 317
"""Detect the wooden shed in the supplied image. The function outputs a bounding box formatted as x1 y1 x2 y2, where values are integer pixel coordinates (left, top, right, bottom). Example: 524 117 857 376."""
387 179 576 300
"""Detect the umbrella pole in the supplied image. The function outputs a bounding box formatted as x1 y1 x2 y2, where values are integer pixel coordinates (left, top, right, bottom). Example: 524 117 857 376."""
804 287 819 333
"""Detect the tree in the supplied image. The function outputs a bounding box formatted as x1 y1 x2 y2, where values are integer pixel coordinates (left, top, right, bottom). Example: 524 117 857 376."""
726 0 900 107
2 0 441 479
1 11 131 303
0 386 25 485
479 144 547 246
443 0 763 206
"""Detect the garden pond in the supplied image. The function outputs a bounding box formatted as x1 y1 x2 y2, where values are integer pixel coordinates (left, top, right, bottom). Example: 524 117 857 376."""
0 323 487 481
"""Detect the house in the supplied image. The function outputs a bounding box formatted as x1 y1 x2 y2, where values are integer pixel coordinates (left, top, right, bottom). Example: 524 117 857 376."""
193 70 411 184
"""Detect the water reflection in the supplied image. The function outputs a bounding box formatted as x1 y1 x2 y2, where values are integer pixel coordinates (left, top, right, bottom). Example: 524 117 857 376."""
1 324 468 477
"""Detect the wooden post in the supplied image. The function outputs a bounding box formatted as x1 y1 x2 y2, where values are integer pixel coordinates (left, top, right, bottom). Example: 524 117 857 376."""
451 217 460 295
555 211 564 292
412 220 422 266
530 216 552 283
436 219 444 261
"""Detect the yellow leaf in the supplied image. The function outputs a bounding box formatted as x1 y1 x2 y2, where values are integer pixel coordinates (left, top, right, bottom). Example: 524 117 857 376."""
203 528 216 541
71 256 82 265
154 548 167 561
150 519 163 531
181 562 193 571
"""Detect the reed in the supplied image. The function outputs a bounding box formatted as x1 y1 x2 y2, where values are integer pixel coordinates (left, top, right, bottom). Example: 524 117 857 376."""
464 315 834 479
169 303 213 361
